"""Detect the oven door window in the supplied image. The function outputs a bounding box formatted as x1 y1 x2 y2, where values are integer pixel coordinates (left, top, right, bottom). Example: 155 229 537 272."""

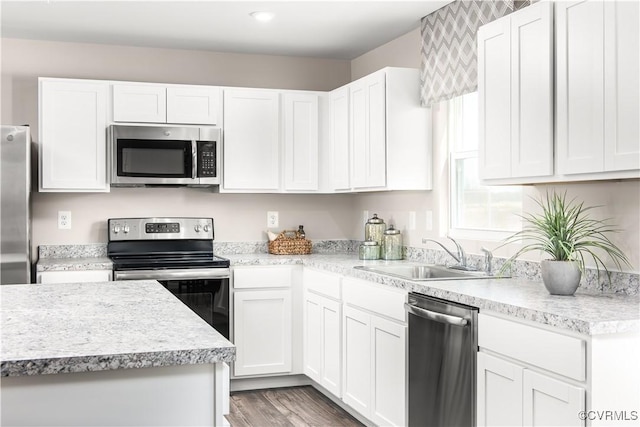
159 279 229 339
117 139 192 178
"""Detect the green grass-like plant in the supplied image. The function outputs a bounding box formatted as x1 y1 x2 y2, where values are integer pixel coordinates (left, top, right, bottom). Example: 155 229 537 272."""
500 191 632 280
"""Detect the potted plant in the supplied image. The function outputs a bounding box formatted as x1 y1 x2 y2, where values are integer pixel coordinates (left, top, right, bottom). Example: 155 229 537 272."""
500 191 631 296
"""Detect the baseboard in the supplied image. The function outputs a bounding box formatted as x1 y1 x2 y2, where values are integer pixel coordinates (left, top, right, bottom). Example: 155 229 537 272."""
230 374 310 392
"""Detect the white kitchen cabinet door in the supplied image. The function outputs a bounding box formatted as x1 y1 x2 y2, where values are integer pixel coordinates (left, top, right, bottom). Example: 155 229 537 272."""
37 270 112 284
233 289 292 376
283 92 319 191
39 79 109 192
342 305 371 415
370 314 406 427
603 0 640 172
303 292 323 383
166 86 220 125
303 291 342 397
477 352 524 427
350 71 386 190
112 84 167 123
222 89 280 192
478 1 553 181
478 14 511 180
510 1 554 178
556 0 604 175
523 370 585 427
330 87 351 191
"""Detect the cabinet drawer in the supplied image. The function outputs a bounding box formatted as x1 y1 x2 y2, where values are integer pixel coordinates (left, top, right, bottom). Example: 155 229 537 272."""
478 313 586 381
233 266 293 289
342 277 407 322
303 268 341 299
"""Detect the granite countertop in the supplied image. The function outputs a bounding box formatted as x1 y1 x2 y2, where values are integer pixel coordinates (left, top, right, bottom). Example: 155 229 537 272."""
225 253 640 336
37 256 113 272
35 249 640 336
0 280 235 377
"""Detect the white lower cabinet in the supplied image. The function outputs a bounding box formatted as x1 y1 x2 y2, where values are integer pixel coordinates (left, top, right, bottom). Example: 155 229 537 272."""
36 270 112 284
232 266 296 377
303 291 342 397
342 277 407 427
478 313 586 427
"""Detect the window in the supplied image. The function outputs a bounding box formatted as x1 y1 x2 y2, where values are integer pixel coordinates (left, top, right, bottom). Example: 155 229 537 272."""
448 92 522 238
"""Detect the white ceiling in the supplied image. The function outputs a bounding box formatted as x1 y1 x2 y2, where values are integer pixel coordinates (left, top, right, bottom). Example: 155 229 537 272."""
0 1 452 60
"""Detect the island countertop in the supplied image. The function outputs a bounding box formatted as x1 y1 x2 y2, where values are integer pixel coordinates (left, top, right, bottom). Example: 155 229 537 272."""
0 280 235 377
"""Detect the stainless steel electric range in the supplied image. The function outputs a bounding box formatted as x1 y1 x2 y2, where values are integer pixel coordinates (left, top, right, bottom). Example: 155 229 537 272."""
108 217 230 338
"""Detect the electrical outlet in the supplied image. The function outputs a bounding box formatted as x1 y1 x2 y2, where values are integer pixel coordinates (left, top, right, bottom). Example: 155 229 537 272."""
58 211 72 230
425 210 433 231
267 211 279 228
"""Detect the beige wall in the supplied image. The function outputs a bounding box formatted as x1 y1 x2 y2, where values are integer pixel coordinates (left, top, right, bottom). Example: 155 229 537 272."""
351 28 422 80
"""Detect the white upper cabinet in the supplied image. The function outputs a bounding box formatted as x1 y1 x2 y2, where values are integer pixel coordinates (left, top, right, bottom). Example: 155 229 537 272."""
166 86 220 125
478 1 554 182
480 0 639 184
556 0 605 175
329 87 351 191
222 89 280 192
112 84 167 123
556 0 639 177
222 88 322 193
39 78 109 192
328 67 432 192
113 83 220 125
350 71 387 190
283 92 319 192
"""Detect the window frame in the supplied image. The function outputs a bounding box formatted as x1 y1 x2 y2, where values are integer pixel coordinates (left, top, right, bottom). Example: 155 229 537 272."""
446 92 522 241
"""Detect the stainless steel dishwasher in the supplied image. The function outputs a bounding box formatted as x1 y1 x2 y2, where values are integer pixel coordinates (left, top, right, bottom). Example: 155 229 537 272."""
405 292 478 427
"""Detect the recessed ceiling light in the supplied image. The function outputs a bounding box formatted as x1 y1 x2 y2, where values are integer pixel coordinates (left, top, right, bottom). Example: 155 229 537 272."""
250 11 275 23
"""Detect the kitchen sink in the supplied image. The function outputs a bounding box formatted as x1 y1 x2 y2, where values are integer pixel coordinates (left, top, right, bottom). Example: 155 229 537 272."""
354 264 495 281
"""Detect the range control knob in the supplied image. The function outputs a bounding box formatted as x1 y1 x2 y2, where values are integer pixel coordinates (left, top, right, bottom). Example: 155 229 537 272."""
113 225 121 234
123 225 130 234
194 225 201 232
203 224 211 233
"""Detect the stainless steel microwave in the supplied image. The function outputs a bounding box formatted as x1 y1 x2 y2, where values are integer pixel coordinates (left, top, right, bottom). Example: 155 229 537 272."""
109 125 220 186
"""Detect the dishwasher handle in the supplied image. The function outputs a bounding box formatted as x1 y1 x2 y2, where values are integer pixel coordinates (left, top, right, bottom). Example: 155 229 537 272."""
405 303 469 326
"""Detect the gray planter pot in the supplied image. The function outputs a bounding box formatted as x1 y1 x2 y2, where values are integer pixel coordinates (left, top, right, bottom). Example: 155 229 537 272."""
540 260 582 296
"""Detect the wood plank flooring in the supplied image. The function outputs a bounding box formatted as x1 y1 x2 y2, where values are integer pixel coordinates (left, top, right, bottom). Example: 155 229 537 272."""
226 386 364 427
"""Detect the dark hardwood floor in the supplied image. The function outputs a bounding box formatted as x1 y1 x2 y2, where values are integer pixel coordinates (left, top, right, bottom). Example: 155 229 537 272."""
226 386 364 427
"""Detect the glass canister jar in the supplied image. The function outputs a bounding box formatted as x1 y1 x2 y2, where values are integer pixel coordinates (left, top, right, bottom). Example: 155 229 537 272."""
359 240 380 260
364 214 386 246
382 225 403 260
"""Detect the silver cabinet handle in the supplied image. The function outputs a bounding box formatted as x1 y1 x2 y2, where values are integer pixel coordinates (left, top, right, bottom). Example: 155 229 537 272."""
405 303 468 326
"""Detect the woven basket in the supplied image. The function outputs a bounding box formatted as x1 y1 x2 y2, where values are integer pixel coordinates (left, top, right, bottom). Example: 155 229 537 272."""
268 230 312 255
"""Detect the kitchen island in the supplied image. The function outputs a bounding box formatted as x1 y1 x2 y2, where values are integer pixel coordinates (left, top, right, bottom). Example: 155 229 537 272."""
1 279 235 426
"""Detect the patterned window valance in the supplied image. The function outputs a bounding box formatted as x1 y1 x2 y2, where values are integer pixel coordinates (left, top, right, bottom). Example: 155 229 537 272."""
420 0 534 107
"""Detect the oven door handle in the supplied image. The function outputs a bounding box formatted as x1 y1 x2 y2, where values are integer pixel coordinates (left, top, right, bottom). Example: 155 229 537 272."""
405 303 468 326
114 268 230 281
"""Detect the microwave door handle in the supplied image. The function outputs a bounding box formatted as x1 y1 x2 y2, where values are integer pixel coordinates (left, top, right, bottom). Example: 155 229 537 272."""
191 141 198 179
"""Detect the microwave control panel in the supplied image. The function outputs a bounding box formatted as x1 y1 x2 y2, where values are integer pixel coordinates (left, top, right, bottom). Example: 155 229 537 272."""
197 141 217 177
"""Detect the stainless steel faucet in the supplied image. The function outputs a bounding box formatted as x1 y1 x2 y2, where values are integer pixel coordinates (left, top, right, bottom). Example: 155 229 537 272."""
422 236 474 270
481 247 493 276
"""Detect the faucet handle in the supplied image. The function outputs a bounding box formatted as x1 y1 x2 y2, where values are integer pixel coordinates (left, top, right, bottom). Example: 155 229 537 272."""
481 247 493 275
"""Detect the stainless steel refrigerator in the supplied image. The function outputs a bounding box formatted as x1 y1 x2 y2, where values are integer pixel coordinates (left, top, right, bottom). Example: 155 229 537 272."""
1 125 31 284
